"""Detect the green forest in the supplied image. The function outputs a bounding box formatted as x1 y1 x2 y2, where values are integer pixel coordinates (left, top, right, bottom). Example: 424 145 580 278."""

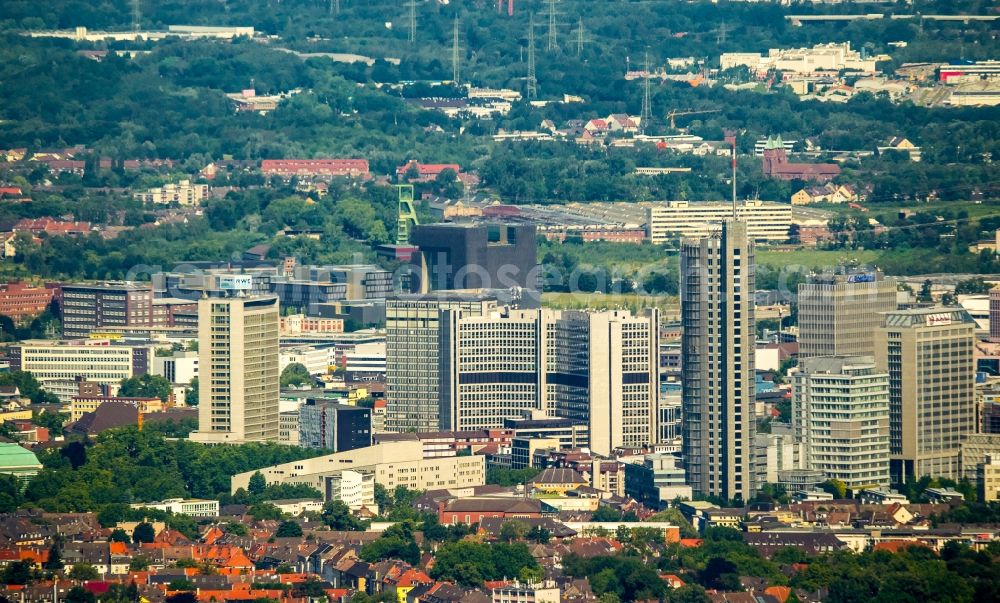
0 0 997 285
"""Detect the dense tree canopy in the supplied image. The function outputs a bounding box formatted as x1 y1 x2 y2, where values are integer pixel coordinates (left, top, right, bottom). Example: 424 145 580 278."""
22 428 325 513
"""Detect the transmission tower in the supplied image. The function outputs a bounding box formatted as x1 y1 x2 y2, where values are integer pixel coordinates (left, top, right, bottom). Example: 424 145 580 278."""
527 15 538 100
640 51 652 133
132 0 140 32
575 17 584 56
452 16 461 84
716 21 727 46
405 0 417 43
545 0 558 51
330 0 340 15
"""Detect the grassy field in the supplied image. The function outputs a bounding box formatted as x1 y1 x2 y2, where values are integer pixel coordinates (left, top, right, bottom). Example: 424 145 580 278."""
756 249 881 269
543 292 679 317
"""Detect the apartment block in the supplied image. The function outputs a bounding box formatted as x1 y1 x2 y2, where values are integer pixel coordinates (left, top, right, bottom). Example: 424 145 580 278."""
60 282 153 338
680 219 756 501
793 356 891 489
798 270 897 359
190 295 281 444
875 308 977 482
646 200 791 244
134 180 208 206
0 282 59 321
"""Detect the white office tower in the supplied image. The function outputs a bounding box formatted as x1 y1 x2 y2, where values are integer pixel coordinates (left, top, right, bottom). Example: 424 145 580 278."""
681 220 756 502
793 356 891 489
875 308 976 482
439 307 660 456
190 294 281 443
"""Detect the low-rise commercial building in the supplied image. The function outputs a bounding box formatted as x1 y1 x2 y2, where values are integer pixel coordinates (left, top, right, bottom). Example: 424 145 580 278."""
230 440 485 498
298 400 372 451
131 498 220 517
10 339 152 387
646 200 791 244
0 443 42 485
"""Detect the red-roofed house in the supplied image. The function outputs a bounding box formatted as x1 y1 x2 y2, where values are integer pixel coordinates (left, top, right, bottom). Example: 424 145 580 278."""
262 159 370 180
764 586 791 603
873 540 933 554
390 568 433 603
584 119 609 134
0 281 59 321
13 217 92 236
396 160 462 183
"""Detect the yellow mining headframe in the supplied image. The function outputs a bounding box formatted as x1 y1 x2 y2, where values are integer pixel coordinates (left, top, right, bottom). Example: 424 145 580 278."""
396 184 419 246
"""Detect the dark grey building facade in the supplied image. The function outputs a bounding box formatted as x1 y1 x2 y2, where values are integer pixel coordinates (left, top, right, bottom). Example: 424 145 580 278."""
298 400 372 452
410 223 538 292
61 282 154 338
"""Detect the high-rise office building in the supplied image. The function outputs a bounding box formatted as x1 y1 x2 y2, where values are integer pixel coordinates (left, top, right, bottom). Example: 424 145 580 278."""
874 308 976 482
189 295 281 443
438 307 659 456
385 292 498 432
410 223 538 292
793 356 890 489
585 309 660 456
990 285 1000 343
681 220 756 501
440 308 542 432
797 270 897 359
60 282 153 338
298 400 372 451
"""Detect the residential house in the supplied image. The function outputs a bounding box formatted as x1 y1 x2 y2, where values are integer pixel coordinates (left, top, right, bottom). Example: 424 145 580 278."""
396 160 462 183
791 183 858 205
877 137 922 162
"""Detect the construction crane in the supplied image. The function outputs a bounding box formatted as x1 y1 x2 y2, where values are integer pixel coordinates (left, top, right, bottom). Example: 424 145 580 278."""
667 109 720 129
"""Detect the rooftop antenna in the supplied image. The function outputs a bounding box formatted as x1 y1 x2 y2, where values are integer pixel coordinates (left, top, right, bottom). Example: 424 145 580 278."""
527 14 538 99
452 16 461 84
732 136 738 219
